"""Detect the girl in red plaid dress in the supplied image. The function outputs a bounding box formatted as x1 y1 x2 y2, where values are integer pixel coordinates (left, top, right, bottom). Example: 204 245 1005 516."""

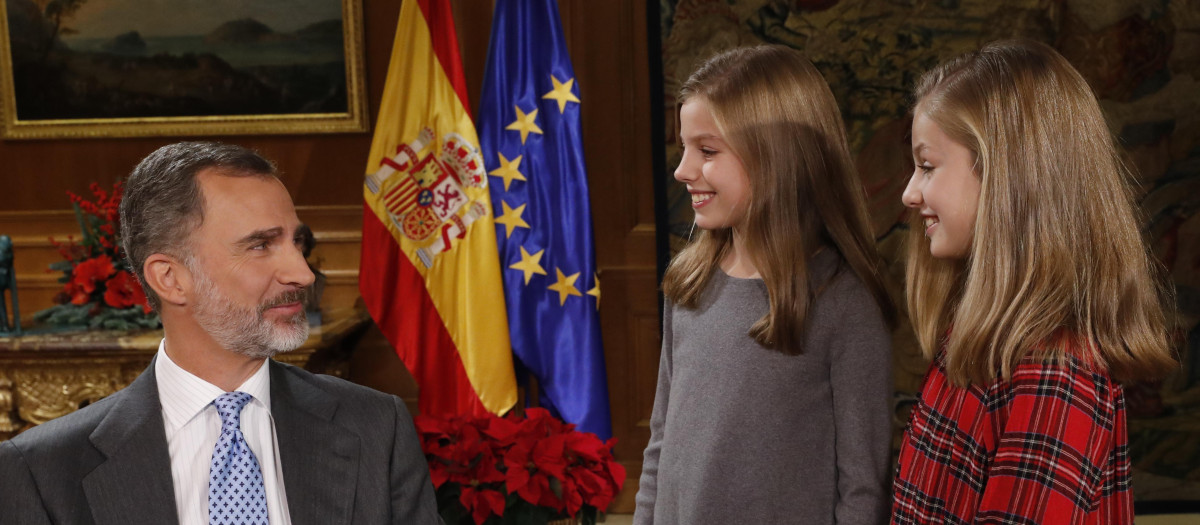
893 40 1177 524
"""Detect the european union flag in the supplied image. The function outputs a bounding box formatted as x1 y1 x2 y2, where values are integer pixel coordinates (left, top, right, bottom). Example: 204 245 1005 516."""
478 0 612 439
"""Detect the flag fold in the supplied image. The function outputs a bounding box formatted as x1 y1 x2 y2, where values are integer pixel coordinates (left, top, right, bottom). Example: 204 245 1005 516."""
478 0 613 438
360 0 517 417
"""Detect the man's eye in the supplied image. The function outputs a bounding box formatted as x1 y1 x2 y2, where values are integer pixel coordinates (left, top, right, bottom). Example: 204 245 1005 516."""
251 241 269 251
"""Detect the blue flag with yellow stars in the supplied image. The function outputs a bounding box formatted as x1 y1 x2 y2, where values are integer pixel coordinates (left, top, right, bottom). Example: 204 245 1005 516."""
478 0 612 439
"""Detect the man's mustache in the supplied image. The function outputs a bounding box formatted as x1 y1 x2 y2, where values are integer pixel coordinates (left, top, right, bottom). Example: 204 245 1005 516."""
259 288 308 313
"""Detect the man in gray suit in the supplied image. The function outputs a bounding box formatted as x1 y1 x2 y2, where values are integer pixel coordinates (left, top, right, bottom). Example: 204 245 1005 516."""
0 142 441 524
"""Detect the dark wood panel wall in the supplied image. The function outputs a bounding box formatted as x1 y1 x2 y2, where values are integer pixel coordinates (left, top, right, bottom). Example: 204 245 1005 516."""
0 0 658 511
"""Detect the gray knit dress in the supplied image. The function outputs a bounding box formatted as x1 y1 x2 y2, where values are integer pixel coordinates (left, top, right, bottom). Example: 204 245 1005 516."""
634 253 892 524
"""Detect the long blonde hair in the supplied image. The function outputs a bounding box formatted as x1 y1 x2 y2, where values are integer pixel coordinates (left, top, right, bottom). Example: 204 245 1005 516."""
663 45 893 354
906 40 1177 385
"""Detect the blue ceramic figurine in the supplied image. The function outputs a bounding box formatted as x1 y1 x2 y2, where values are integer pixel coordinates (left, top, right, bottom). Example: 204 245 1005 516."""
0 235 21 335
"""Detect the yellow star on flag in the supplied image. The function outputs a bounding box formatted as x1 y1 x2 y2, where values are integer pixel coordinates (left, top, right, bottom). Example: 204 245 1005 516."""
489 152 526 191
587 272 600 308
548 268 582 306
542 75 580 113
506 105 543 144
494 201 530 238
509 246 547 285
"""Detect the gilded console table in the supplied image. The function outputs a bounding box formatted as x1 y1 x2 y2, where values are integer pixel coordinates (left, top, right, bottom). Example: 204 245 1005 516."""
0 308 370 441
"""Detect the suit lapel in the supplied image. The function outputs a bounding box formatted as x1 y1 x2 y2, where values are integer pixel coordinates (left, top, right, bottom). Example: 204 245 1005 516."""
82 363 179 525
271 362 359 525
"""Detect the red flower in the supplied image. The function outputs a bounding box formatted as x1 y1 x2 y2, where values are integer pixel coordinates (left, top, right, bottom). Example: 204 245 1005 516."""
417 415 507 490
564 432 604 463
560 432 625 512
104 271 149 311
60 281 91 305
505 432 569 510
518 407 573 436
72 255 115 294
480 413 521 447
43 182 158 328
417 409 625 522
49 235 83 261
558 475 584 517
460 485 505 525
569 466 612 511
602 438 627 491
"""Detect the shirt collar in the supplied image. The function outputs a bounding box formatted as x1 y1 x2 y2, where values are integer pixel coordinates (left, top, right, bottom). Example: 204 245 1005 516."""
154 339 273 435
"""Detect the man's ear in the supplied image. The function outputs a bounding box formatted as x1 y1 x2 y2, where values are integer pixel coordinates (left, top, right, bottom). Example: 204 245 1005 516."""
143 254 192 306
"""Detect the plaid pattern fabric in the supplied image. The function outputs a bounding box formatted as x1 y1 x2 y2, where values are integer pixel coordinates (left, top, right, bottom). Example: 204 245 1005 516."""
892 350 1132 524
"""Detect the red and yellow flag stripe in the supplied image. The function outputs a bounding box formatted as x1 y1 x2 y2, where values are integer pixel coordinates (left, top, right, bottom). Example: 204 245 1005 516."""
360 0 517 416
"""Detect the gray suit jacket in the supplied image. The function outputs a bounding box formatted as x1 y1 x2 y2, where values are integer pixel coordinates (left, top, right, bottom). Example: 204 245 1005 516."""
0 359 441 524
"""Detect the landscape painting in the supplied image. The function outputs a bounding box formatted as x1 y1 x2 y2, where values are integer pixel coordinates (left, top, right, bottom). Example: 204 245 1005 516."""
0 0 367 138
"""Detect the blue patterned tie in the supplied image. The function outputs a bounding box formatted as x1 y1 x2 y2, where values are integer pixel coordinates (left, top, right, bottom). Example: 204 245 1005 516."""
208 391 269 525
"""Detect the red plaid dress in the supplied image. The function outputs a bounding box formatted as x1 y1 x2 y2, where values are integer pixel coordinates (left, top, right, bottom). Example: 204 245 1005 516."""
892 349 1132 524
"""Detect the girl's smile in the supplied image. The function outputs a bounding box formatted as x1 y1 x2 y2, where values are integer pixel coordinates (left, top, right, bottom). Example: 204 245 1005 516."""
903 110 981 259
675 97 751 231
689 190 716 207
921 214 939 237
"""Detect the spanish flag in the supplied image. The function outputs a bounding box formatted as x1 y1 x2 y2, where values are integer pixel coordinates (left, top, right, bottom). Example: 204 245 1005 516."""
359 0 517 417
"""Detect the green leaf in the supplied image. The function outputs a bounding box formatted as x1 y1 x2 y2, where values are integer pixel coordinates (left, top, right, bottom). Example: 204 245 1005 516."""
134 313 162 328
72 203 96 247
580 507 597 525
32 306 58 322
35 303 91 326
435 485 469 525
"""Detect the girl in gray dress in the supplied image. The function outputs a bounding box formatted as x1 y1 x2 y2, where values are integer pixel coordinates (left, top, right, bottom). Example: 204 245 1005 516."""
634 45 895 524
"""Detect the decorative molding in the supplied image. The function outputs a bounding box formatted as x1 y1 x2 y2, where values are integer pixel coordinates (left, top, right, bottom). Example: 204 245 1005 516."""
0 307 368 439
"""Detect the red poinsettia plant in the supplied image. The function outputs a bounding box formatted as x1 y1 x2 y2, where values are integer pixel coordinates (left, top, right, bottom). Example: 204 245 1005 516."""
34 182 160 330
416 408 625 525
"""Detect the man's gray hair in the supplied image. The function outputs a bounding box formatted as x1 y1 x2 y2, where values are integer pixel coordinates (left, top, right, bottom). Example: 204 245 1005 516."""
120 142 277 311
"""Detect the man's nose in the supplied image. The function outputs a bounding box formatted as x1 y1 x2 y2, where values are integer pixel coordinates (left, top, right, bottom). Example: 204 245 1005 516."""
280 242 316 288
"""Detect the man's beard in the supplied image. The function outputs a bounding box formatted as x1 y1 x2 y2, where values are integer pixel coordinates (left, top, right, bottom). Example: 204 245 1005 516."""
189 264 309 359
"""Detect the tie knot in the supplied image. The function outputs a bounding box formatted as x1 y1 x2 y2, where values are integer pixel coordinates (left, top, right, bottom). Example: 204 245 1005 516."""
213 391 254 425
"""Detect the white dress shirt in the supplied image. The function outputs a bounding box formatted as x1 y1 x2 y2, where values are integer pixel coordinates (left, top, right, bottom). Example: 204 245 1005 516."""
155 341 292 525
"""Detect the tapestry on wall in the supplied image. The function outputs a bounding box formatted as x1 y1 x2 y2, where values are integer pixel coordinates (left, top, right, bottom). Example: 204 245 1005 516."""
658 0 1200 509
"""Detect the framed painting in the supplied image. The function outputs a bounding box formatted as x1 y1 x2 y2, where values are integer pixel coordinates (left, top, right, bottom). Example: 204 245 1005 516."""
0 0 367 139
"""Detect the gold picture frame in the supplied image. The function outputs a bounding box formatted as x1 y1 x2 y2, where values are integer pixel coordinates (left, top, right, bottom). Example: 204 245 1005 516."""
0 0 368 139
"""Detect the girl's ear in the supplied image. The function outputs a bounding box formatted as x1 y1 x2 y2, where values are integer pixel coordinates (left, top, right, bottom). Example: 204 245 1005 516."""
143 254 193 306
